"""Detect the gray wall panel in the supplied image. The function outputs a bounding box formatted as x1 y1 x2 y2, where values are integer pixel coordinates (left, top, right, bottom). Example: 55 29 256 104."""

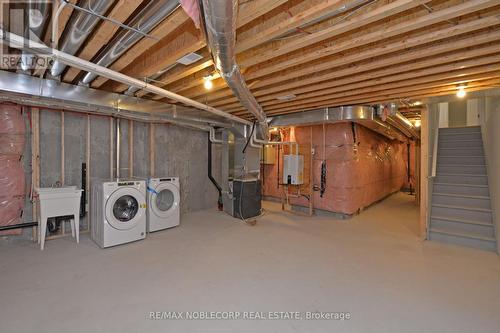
133 121 149 178
64 112 86 187
90 115 111 180
39 109 61 187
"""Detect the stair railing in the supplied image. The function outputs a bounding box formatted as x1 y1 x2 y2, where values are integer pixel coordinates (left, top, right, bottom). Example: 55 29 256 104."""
427 107 440 239
431 109 440 178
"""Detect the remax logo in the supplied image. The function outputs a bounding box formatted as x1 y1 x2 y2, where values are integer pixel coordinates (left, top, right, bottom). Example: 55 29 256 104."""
1 0 53 70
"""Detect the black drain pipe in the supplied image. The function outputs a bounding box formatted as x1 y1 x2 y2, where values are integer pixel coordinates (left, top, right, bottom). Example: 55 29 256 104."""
0 222 37 231
208 132 223 211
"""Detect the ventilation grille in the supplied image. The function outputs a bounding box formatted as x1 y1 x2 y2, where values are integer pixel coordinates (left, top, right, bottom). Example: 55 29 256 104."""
276 94 297 101
176 52 203 65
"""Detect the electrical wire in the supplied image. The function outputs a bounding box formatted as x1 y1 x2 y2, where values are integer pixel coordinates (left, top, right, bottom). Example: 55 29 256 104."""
242 121 255 154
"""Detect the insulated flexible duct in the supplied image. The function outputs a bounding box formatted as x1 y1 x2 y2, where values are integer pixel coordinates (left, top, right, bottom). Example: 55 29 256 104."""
80 0 179 85
51 0 114 77
199 0 268 134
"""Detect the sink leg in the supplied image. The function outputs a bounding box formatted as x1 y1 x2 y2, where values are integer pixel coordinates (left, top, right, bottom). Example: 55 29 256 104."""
70 218 75 238
75 216 80 244
40 215 47 250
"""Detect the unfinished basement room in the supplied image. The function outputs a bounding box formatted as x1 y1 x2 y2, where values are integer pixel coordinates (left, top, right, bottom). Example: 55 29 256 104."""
1 0 500 332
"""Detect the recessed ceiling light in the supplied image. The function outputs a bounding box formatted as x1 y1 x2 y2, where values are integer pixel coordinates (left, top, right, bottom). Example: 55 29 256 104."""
276 94 296 101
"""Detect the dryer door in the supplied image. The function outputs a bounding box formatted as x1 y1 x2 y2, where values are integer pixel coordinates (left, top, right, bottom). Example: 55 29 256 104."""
150 182 179 219
106 187 146 230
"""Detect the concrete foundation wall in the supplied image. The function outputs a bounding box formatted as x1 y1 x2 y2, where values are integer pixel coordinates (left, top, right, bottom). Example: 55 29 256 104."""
481 97 500 253
7 106 221 239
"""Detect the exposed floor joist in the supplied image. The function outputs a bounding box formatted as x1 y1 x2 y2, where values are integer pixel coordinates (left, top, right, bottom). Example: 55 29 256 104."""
3 0 500 119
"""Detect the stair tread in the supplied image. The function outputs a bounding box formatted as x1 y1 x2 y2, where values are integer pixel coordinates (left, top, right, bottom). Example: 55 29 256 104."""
432 203 492 212
438 164 486 167
430 215 493 226
438 137 482 140
432 192 490 200
433 182 488 188
439 147 483 150
438 155 484 158
435 173 487 177
439 132 481 136
439 141 482 144
430 228 496 242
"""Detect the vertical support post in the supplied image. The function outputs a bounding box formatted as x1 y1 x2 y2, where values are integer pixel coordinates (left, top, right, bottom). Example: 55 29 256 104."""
31 107 40 242
420 106 430 240
128 120 133 178
60 111 65 235
116 118 120 179
415 140 421 205
309 126 314 216
109 117 114 178
86 114 91 231
60 111 65 185
149 123 155 176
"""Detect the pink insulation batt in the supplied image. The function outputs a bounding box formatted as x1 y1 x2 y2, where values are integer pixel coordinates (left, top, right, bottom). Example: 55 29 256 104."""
262 123 408 215
0 104 25 235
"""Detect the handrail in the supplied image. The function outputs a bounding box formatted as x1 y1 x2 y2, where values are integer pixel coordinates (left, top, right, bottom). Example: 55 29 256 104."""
430 109 440 178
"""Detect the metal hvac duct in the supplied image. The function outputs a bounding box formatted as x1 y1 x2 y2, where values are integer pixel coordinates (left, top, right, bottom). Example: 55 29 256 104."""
20 0 50 72
268 105 416 142
199 0 268 134
80 0 179 85
50 0 114 77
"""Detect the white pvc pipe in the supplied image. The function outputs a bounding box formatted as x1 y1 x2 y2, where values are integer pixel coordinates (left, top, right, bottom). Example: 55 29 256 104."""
209 127 223 144
0 29 251 126
116 118 120 179
251 130 298 154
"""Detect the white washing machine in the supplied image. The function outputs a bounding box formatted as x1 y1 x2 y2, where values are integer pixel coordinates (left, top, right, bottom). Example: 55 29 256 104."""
91 179 147 248
146 177 180 232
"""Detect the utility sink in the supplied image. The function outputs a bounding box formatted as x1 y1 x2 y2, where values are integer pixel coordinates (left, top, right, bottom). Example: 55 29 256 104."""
35 186 83 250
36 186 82 199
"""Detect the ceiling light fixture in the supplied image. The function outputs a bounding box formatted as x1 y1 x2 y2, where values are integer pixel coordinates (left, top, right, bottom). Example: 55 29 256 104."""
456 85 466 98
203 76 213 90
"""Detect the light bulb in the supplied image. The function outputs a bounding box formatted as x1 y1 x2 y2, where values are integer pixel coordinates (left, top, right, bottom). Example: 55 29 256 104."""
456 87 466 98
203 77 213 90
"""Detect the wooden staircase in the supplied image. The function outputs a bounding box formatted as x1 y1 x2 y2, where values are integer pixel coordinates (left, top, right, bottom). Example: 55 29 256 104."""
429 126 496 251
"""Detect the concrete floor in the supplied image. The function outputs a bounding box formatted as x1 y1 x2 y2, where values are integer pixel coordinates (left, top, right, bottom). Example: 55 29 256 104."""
1 193 500 332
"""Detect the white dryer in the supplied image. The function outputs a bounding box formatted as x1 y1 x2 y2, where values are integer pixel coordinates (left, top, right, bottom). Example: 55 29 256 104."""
91 179 147 248
146 177 180 232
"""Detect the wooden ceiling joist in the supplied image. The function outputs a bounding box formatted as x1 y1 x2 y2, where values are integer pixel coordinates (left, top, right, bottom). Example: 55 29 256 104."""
62 0 145 83
238 0 431 68
238 0 499 79
219 41 500 111
237 0 290 28
250 62 500 114
5 0 500 118
104 0 286 96
135 52 213 99
90 7 192 88
236 0 357 53
259 77 500 117
184 13 500 103
100 21 205 92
